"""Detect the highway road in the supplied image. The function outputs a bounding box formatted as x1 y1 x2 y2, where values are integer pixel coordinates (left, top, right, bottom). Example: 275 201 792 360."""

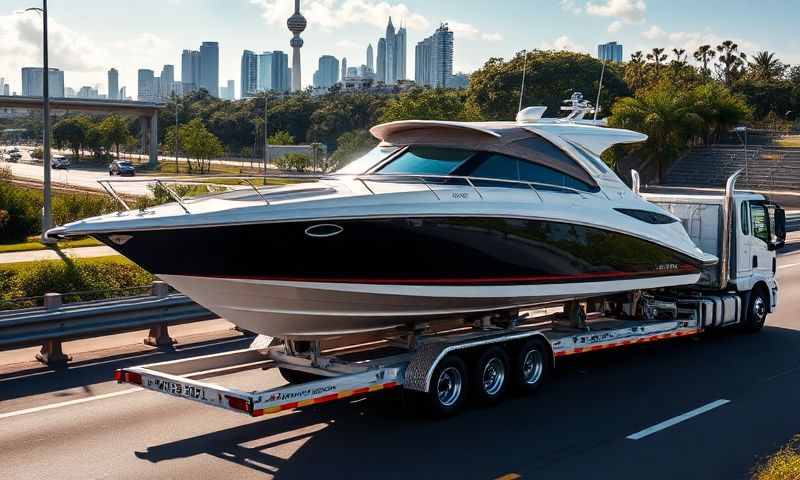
1 244 800 479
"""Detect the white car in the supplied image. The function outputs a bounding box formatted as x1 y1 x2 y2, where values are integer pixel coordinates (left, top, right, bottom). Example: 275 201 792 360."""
51 155 71 169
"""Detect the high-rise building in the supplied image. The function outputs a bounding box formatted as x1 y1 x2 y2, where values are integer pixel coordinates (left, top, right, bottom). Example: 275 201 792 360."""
220 80 235 100
287 0 307 91
313 55 339 88
160 65 175 98
77 86 100 98
241 50 259 97
119 86 127 100
181 49 201 92
21 67 65 97
137 69 155 101
199 41 219 97
0 78 8 96
395 23 407 81
415 23 453 88
376 39 386 83
597 41 623 63
257 52 272 91
2 83 9 96
340 57 347 83
108 68 119 99
270 50 290 92
367 43 374 71
65 87 76 97
385 17 396 83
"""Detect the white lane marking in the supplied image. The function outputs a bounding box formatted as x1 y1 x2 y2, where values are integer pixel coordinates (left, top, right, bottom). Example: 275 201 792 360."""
0 388 142 420
778 262 800 270
626 399 730 440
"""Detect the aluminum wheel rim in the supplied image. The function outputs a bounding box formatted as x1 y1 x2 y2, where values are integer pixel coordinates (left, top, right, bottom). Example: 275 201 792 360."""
437 366 463 407
522 349 543 385
482 357 506 396
753 296 767 323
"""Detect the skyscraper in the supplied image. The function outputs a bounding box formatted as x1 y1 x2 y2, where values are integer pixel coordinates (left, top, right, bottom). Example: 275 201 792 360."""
21 67 65 97
287 0 307 91
597 41 623 63
270 50 290 92
367 43 374 71
415 23 453 87
137 69 155 101
199 41 219 97
181 49 201 92
376 39 386 83
257 52 272 91
341 57 347 82
220 80 235 100
160 64 175 97
385 17 396 83
396 23 407 81
241 50 258 97
313 55 339 88
108 68 119 99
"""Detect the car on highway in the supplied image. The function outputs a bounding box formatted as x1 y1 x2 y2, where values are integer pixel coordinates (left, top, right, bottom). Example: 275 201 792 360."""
109 160 136 176
8 151 22 162
51 155 71 169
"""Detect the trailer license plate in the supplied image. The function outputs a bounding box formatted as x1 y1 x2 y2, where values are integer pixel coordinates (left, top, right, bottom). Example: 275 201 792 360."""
146 378 211 403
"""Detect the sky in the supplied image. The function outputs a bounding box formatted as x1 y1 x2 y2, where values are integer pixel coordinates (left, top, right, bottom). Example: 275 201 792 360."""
1 0 798 98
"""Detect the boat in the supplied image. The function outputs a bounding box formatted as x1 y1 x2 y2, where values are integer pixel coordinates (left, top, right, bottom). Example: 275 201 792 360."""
46 96 717 339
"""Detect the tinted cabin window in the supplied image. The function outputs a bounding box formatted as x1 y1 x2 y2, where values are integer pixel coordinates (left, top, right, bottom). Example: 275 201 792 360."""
459 152 595 192
469 153 518 181
741 202 749 235
337 145 400 174
378 147 475 175
569 142 610 174
750 203 769 243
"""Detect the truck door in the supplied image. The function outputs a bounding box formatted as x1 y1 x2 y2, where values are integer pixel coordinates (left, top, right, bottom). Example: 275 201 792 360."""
736 200 752 281
749 202 774 280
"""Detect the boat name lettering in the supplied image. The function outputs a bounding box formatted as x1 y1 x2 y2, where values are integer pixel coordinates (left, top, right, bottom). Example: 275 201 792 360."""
266 384 336 402
452 192 469 199
572 331 619 345
655 263 680 271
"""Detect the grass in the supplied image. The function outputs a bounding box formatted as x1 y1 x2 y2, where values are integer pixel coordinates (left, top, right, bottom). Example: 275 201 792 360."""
0 255 131 274
752 435 800 479
0 236 102 254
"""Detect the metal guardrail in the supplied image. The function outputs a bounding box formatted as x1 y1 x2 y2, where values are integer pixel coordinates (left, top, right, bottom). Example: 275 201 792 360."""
0 281 215 365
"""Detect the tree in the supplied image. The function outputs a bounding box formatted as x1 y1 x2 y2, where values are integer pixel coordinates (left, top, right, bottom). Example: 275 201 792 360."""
624 51 648 93
52 116 89 160
693 45 716 77
268 130 295 145
790 66 800 85
646 48 668 76
609 80 704 183
180 119 224 174
381 87 479 123
98 114 131 160
329 130 377 171
692 82 751 144
85 124 111 159
671 48 687 67
715 40 747 86
747 51 787 82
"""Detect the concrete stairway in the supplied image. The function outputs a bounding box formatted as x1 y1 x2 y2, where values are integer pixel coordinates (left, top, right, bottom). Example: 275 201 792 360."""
664 147 800 190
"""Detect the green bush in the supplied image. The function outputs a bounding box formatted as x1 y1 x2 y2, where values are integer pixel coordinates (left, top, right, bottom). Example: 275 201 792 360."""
31 147 44 159
0 258 154 309
275 153 310 172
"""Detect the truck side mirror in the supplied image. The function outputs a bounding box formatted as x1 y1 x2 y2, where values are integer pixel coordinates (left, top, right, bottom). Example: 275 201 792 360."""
766 203 785 250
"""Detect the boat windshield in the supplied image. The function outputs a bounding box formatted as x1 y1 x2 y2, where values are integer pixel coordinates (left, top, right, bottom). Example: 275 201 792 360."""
376 147 475 175
336 145 400 174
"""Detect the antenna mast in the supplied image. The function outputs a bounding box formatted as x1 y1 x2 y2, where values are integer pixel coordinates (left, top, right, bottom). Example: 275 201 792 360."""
518 50 528 113
594 59 606 121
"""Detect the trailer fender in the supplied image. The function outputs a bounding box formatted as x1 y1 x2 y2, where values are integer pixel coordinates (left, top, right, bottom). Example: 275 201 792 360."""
404 331 551 393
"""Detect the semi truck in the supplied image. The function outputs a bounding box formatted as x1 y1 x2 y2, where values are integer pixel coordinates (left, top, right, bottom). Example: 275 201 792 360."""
115 171 786 418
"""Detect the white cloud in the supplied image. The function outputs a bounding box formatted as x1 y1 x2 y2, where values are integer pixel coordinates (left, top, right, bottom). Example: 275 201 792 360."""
585 0 646 31
445 20 502 43
560 0 583 14
249 0 429 31
608 20 623 32
540 35 588 53
641 24 665 40
481 32 503 42
336 39 358 48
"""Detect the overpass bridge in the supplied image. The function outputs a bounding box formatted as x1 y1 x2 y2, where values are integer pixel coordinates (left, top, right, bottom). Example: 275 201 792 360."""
0 95 166 166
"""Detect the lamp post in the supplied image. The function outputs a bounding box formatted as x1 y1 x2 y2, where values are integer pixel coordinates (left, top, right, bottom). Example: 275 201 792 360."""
735 126 749 183
20 1 54 243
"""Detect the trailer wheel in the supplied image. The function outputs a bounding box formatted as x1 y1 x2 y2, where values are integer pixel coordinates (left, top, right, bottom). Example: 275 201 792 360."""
425 355 468 417
278 367 322 385
741 287 768 333
472 346 510 405
512 338 551 393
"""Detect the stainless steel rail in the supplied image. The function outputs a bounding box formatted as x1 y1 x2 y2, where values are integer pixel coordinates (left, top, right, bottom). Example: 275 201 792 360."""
0 282 215 365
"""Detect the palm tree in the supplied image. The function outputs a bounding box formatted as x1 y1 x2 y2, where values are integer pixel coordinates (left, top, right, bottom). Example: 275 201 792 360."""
715 40 747 86
646 48 668 76
672 48 687 65
609 85 704 183
624 51 647 92
747 51 786 81
693 45 716 77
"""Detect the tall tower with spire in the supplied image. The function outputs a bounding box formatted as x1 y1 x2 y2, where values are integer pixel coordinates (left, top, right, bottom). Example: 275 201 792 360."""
367 43 374 72
287 0 306 91
385 17 396 83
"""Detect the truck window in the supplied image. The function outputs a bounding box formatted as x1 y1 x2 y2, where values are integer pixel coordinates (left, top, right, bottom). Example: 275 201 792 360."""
741 202 749 235
750 203 769 243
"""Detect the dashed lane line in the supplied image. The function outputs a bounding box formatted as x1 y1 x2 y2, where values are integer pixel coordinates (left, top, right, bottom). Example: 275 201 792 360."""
0 388 142 420
626 399 731 440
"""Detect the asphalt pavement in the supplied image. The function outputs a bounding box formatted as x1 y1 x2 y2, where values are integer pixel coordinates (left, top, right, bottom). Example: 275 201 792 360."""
1 246 799 479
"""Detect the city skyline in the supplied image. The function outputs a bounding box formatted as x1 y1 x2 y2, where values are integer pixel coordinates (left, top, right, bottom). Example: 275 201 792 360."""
1 0 798 98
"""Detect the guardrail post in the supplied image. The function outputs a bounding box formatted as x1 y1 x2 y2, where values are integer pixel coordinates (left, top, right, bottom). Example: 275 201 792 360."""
43 292 62 310
36 340 71 366
151 281 169 298
144 323 175 349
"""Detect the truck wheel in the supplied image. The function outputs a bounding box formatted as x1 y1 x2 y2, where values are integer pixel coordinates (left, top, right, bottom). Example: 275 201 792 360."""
512 338 551 393
741 288 768 333
278 367 322 385
472 346 509 405
425 355 468 417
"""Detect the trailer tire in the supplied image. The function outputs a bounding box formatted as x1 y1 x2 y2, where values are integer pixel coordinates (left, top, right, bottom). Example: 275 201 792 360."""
425 355 468 418
512 338 551 394
741 287 768 333
472 346 510 405
278 367 322 385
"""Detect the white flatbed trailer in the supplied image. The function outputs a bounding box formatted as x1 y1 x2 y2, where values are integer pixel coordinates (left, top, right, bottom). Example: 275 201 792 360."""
116 171 785 417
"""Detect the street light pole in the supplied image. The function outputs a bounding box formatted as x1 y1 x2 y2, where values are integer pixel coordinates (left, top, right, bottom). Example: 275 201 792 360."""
264 94 269 176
